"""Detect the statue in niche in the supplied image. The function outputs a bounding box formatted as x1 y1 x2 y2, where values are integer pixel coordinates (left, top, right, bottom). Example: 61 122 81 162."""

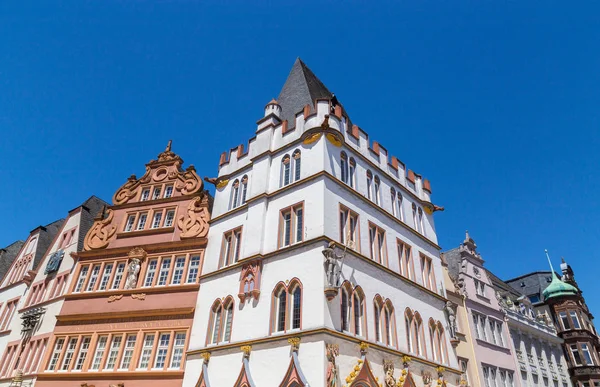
124 258 141 290
325 344 339 387
322 242 344 288
383 360 396 387
444 301 458 339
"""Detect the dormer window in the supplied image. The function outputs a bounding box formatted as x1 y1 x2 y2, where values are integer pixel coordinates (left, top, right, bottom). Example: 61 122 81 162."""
152 187 161 200
164 185 173 198
136 213 148 230
141 189 150 201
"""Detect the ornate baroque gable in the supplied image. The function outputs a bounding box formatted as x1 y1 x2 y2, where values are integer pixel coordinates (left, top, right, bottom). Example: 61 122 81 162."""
113 141 204 206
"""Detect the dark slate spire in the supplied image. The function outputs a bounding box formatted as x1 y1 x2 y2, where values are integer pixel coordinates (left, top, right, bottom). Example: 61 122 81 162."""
277 58 333 128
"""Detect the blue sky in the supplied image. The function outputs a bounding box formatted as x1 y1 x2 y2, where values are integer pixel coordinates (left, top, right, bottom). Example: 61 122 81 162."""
1 2 599 312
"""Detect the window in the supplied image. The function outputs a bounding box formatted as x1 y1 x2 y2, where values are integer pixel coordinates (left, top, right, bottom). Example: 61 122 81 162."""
186 255 200 283
398 240 414 280
119 334 137 370
373 176 381 205
475 279 486 297
240 176 248 204
164 210 175 227
153 333 170 369
489 319 504 346
559 311 571 330
171 256 186 285
47 338 65 371
366 170 373 200
74 266 89 293
151 212 162 228
157 258 172 286
339 206 359 250
112 262 126 289
90 336 108 370
138 334 155 369
230 180 240 209
279 204 304 248
220 228 242 267
368 223 386 265
124 215 136 232
349 158 356 188
483 366 492 387
420 254 436 292
293 151 302 182
141 188 150 201
74 336 91 371
281 155 291 186
376 299 395 347
61 337 78 370
136 213 148 230
459 358 470 385
418 207 425 235
169 333 186 369
473 313 488 341
208 298 234 345
396 194 404 221
86 264 101 291
405 309 425 356
570 311 581 329
152 187 161 200
341 286 350 332
144 259 158 287
391 188 397 216
104 335 123 370
570 344 583 366
0 299 18 331
163 185 173 198
341 152 349 184
581 344 594 365
59 228 77 249
271 280 302 334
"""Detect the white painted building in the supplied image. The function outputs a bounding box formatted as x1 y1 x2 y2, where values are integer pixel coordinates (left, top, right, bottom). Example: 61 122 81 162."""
183 59 461 387
0 196 106 386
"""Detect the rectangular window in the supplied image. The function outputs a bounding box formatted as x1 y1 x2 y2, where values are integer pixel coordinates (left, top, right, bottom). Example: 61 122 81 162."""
124 215 136 232
581 344 594 365
111 262 126 289
397 241 413 279
136 213 148 230
90 336 108 370
368 224 386 265
164 210 175 227
489 319 498 345
420 254 436 291
151 212 162 229
86 264 101 291
164 185 173 198
152 187 161 200
61 337 78 370
104 335 123 370
74 336 91 371
74 265 89 293
339 206 359 250
47 338 65 371
98 263 113 291
279 204 304 248
153 333 170 369
157 258 172 286
186 255 200 283
144 259 158 287
137 334 155 369
0 299 17 331
141 188 150 201
169 332 186 369
221 228 242 267
119 334 137 370
171 257 186 285
570 344 583 366
559 311 571 330
570 311 581 329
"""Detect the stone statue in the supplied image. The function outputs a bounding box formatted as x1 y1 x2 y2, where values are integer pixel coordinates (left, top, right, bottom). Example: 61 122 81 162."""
495 291 508 309
444 301 458 339
384 360 396 387
124 258 141 290
322 242 344 288
325 344 339 387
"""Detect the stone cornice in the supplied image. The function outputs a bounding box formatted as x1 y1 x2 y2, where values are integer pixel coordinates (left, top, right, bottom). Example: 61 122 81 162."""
73 238 207 261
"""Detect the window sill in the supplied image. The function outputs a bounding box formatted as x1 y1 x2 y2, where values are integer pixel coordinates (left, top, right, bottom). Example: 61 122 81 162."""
117 227 175 239
476 294 491 302
0 330 11 336
475 338 508 351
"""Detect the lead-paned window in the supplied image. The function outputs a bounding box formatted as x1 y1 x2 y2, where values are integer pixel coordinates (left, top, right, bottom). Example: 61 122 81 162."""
164 185 173 198
111 262 125 289
169 332 186 369
86 264 101 291
74 266 89 293
137 334 155 369
61 337 78 370
157 258 171 286
104 335 122 370
136 213 148 230
186 255 200 283
164 210 175 227
153 333 170 369
90 336 108 370
279 204 304 248
151 212 162 229
171 257 186 285
144 259 158 287
124 214 136 232
98 263 113 290
73 336 91 371
119 334 137 370
47 338 65 371
152 187 161 200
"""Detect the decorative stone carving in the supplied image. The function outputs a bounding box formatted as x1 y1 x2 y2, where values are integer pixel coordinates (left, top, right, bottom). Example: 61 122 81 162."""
200 352 211 363
288 337 301 352
45 250 64 274
131 293 146 300
326 344 339 387
178 195 210 238
384 360 396 387
108 294 123 303
238 260 262 302
241 345 252 358
124 256 142 290
323 241 345 300
174 165 202 195
422 372 432 387
84 208 117 250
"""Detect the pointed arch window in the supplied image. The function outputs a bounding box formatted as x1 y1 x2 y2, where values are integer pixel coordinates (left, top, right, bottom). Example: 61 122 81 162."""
366 170 373 200
340 283 365 337
373 176 381 205
418 208 425 236
282 155 291 187
405 309 425 356
349 158 356 188
241 175 248 204
271 279 303 334
374 297 396 347
341 285 351 332
207 297 234 345
429 319 448 364
292 150 301 182
374 297 383 343
412 203 418 231
397 240 415 280
341 152 349 184
230 180 240 210
390 188 397 216
353 288 365 337
396 193 404 222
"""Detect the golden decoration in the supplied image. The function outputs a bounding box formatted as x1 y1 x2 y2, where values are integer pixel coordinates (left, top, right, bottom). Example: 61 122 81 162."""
359 342 369 353
108 294 123 303
84 209 116 251
200 352 211 362
131 293 146 300
288 337 301 351
326 133 342 147
216 179 229 190
241 345 252 357
424 205 434 215
177 195 210 238
401 355 412 365
303 132 322 145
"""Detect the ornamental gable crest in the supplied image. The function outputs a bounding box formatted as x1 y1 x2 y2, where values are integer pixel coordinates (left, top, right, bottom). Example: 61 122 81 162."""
112 141 204 206
45 250 64 274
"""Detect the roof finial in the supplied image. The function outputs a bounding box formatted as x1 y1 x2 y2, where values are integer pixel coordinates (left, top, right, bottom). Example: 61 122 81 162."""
165 140 172 152
465 230 470 239
545 249 556 274
561 256 566 263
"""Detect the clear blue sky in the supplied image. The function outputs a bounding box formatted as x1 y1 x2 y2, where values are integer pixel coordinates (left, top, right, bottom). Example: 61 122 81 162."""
1 3 599 312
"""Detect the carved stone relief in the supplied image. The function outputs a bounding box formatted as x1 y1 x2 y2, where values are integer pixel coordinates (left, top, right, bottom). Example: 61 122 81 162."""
177 195 210 238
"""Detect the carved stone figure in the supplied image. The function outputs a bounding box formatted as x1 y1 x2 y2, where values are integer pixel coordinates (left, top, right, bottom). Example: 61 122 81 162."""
444 301 457 339
124 258 141 290
84 209 117 250
322 242 344 288
178 195 210 238
325 344 339 387
384 360 396 387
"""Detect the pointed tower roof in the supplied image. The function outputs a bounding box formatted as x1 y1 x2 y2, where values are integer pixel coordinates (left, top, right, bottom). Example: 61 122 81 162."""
277 58 333 127
542 250 578 301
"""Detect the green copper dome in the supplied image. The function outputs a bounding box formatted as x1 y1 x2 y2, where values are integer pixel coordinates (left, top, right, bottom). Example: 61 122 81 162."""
543 273 579 301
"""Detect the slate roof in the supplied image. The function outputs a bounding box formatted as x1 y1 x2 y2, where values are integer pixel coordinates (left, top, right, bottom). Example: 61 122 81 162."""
505 271 555 302
74 195 109 253
0 241 25 283
487 269 523 300
277 58 335 128
440 247 462 283
32 219 65 272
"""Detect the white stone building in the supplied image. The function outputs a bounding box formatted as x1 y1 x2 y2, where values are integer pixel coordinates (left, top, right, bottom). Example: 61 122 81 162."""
183 59 461 387
0 196 106 386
